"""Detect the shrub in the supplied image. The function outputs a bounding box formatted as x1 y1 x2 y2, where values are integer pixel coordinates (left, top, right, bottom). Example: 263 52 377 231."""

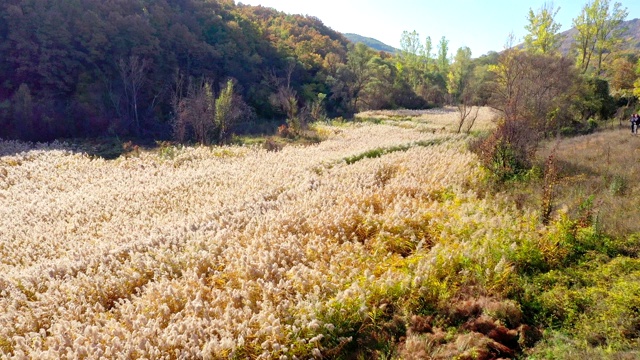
473 119 538 181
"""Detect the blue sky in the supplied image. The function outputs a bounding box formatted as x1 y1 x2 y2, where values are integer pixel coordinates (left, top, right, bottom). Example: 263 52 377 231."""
236 0 640 57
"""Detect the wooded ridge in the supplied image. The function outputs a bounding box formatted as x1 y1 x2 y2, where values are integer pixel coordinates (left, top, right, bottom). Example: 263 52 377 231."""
0 0 353 141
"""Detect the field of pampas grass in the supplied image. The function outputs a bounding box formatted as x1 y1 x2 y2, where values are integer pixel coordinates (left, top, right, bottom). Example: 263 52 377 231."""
356 106 500 133
1 118 638 359
0 121 547 359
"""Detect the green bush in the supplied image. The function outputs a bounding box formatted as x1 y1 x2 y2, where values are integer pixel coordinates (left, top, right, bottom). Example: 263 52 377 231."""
559 126 578 137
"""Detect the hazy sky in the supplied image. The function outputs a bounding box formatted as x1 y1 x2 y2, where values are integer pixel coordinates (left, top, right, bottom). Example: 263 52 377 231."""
236 0 640 57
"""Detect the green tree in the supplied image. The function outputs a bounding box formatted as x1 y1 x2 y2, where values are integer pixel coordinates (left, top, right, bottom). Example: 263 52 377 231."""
336 43 376 113
420 36 434 73
398 30 424 88
436 36 450 75
524 2 563 54
573 0 628 74
447 46 473 103
214 79 235 143
360 55 394 110
448 47 478 133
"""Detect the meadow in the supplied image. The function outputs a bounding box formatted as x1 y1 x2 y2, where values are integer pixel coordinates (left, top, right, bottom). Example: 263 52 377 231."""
0 111 639 359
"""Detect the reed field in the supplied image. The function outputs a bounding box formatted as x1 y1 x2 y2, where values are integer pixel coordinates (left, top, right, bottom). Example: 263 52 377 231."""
356 106 500 133
0 114 639 359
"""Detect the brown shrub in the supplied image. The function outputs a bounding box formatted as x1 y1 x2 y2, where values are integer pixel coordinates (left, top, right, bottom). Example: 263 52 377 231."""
517 324 543 348
409 315 434 334
474 119 540 180
445 296 523 328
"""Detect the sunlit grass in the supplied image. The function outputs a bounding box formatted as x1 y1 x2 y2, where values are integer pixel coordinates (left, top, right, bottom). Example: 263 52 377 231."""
1 118 639 358
532 128 640 237
357 106 500 133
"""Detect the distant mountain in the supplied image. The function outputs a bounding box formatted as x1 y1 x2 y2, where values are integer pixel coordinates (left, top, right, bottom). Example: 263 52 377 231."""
557 18 640 54
344 33 398 54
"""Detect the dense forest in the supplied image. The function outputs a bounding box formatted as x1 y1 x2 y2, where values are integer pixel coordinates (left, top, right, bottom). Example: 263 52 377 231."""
0 0 638 146
0 0 428 142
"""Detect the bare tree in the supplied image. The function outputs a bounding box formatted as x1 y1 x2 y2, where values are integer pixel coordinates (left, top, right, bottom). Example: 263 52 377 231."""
173 78 215 144
118 56 149 135
267 59 303 132
456 102 479 134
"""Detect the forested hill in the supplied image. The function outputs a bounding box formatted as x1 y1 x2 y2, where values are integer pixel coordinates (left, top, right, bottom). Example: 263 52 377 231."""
0 0 350 141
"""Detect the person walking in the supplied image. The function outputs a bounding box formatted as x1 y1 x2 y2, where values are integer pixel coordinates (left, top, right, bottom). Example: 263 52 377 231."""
631 113 638 135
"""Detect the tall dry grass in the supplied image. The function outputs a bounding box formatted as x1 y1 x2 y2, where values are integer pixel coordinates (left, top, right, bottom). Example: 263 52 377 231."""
1 123 548 358
535 128 640 236
356 106 500 133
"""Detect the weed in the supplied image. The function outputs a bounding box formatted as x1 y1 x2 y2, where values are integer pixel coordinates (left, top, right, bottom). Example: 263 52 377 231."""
541 148 559 225
609 174 626 196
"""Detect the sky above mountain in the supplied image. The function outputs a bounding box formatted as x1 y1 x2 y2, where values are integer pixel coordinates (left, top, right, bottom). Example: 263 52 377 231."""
237 0 640 57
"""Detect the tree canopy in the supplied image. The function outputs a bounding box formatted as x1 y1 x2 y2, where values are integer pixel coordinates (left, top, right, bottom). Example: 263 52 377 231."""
524 2 563 54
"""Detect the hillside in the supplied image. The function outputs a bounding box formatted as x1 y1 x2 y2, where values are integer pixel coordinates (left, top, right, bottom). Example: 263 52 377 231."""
0 0 350 141
344 33 398 54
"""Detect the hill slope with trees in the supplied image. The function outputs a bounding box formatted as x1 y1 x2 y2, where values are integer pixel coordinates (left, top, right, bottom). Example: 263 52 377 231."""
0 0 352 141
1 0 640 151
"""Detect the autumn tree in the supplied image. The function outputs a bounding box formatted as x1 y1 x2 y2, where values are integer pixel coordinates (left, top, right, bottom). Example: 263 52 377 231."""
608 57 637 107
482 46 579 179
490 50 577 130
524 2 563 54
573 0 628 74
0 0 351 141
633 58 640 102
